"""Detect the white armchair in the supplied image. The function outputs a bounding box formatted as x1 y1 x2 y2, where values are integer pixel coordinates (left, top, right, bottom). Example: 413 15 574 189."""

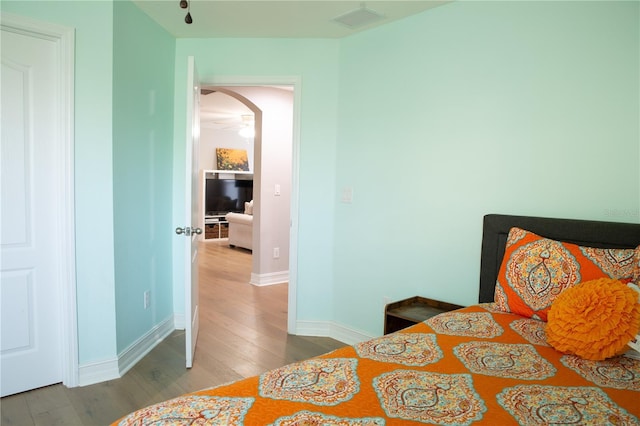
225 212 253 250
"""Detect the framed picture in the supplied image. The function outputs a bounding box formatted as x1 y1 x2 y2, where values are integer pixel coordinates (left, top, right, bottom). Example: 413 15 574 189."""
216 148 250 171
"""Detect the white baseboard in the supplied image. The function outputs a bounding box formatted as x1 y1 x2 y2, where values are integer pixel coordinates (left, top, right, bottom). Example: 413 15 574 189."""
295 320 375 346
78 315 175 387
295 320 331 337
250 270 289 286
78 358 119 387
174 312 185 330
77 317 374 387
329 321 376 345
117 315 175 377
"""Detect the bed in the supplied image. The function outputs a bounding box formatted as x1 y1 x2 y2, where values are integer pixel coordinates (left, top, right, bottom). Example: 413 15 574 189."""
114 214 640 425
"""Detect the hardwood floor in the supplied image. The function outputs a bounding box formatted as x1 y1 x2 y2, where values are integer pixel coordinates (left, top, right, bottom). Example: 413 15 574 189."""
1 241 344 425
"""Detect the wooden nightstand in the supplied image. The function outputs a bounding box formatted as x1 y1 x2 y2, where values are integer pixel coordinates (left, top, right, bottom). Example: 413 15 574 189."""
384 296 464 334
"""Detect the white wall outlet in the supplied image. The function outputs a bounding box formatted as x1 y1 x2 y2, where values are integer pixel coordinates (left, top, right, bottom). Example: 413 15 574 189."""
341 186 353 203
273 247 280 258
144 290 150 309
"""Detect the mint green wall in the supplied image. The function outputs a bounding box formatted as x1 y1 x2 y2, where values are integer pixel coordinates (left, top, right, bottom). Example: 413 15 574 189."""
1 1 118 364
3 0 177 367
113 1 175 352
172 39 340 322
333 1 640 336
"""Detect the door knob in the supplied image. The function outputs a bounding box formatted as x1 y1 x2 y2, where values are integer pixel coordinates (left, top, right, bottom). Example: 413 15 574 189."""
175 226 191 236
176 226 202 236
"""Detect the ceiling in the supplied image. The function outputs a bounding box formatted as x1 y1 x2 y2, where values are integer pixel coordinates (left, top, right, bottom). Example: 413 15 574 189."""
200 90 254 129
200 86 293 130
135 2 450 124
132 1 449 39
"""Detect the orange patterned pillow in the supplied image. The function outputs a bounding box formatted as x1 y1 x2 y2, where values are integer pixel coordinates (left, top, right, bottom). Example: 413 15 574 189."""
634 248 640 284
494 227 638 321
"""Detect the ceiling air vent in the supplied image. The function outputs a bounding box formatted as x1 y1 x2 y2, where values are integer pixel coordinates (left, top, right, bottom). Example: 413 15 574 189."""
332 6 385 29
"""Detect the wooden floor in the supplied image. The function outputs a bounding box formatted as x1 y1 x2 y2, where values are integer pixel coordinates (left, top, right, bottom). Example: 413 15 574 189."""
1 241 344 425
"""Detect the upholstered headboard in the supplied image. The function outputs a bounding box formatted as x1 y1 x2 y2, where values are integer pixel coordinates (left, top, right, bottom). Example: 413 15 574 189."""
478 214 640 303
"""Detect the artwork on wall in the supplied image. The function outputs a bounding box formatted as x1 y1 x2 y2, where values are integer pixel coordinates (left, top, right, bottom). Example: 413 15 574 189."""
216 148 250 171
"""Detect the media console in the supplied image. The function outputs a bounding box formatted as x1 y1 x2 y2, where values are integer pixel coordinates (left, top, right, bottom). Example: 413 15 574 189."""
201 170 253 241
204 215 229 240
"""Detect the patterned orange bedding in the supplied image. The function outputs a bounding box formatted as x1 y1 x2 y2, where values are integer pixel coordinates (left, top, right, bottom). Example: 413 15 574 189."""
114 304 639 425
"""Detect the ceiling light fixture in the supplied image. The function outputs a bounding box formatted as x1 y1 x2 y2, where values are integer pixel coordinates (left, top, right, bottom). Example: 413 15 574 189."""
238 126 255 139
238 115 255 138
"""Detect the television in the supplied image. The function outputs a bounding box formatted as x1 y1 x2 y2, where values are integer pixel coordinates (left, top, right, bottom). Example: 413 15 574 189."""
205 178 253 216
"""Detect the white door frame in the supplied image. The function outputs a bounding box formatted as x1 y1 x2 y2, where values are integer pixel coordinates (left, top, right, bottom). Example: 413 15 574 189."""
1 12 78 387
203 75 301 334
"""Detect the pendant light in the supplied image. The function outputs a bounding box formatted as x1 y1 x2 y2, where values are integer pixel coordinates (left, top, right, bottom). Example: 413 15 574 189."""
179 0 193 24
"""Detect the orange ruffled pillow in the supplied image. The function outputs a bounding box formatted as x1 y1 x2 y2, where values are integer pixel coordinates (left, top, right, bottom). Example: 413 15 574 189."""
546 278 640 361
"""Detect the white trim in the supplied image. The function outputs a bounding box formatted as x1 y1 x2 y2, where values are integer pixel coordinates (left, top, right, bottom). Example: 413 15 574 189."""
174 313 186 330
250 270 289 286
203 75 302 334
288 79 302 334
295 320 375 346
78 358 119 387
118 316 175 377
328 322 375 346
82 316 177 386
1 12 78 388
295 320 331 337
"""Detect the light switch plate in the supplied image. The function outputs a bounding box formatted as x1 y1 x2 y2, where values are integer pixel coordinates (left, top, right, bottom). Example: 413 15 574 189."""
341 187 353 203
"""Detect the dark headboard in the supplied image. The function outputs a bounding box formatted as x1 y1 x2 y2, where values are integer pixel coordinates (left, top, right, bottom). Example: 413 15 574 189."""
479 214 640 303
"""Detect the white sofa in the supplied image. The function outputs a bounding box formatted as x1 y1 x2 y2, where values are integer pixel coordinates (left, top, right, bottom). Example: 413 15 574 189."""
225 211 253 250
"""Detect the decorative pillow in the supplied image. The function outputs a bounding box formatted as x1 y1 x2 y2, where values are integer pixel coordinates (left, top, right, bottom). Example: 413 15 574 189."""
634 248 640 284
244 200 253 215
494 227 638 321
546 278 640 360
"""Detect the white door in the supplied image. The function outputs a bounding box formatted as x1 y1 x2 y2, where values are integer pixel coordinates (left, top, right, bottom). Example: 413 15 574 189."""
182 56 201 368
1 23 63 396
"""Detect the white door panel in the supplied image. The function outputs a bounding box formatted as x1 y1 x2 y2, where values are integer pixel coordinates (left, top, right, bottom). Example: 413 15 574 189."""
1 28 63 396
184 56 200 368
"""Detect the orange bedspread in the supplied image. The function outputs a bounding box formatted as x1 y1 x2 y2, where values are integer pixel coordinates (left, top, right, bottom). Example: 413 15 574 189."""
114 305 639 425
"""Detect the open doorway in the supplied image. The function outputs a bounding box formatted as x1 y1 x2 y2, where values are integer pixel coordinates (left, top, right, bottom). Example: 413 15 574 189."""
197 83 298 331
199 90 255 247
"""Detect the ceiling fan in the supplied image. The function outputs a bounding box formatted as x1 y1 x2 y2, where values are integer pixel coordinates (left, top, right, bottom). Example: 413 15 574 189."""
199 88 255 137
202 114 255 139
203 114 253 129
